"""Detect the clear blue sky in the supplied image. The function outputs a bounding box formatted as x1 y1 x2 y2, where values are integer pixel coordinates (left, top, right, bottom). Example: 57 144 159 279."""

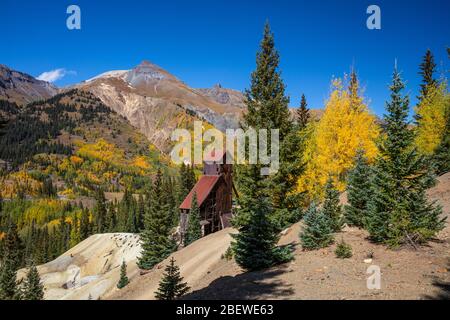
1 0 449 115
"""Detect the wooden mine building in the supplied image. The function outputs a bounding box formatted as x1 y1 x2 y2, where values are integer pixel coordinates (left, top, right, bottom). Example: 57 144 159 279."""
179 151 236 238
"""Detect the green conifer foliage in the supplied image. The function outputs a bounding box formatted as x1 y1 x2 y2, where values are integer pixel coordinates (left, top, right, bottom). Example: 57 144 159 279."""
0 223 22 300
184 192 202 246
417 49 437 104
300 203 334 250
155 257 189 300
137 169 176 270
22 264 44 300
366 67 445 246
296 94 310 129
345 150 372 227
322 178 343 232
117 260 129 289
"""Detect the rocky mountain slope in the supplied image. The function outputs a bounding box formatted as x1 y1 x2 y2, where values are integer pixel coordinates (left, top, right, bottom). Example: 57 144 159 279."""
76 61 243 153
0 64 59 105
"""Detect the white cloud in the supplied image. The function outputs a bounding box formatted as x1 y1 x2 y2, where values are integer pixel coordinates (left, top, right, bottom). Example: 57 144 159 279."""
37 68 76 83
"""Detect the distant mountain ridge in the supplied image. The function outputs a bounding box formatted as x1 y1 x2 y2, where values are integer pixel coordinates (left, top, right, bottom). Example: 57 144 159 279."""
0 62 324 154
0 64 59 105
74 61 244 152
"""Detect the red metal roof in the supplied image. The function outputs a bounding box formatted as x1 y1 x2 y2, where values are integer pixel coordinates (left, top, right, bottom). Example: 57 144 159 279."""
179 175 221 210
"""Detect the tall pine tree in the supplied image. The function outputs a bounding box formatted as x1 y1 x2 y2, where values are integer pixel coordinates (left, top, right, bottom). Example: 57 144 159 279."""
0 222 22 300
417 49 437 104
137 169 176 270
296 94 310 129
233 22 294 269
366 66 445 246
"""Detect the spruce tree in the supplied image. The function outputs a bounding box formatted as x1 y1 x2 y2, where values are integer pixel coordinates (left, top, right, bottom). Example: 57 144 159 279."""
137 194 145 232
345 150 372 227
137 169 176 270
22 264 44 300
117 260 129 289
237 21 302 225
242 21 291 140
184 192 202 246
79 208 91 240
94 188 107 233
417 49 437 104
233 22 294 269
300 203 334 250
0 222 22 300
322 177 343 232
154 257 189 300
296 94 310 129
366 67 445 246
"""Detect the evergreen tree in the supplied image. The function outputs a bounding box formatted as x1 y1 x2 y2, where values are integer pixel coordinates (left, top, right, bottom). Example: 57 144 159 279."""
296 94 310 129
106 201 117 232
57 213 70 253
69 215 80 248
137 169 176 270
417 49 437 104
237 21 302 228
22 264 44 300
0 222 22 300
154 257 189 300
117 260 129 289
345 150 372 227
233 22 295 269
366 67 445 246
184 192 202 246
322 177 343 232
136 194 145 232
94 188 107 233
232 182 292 270
242 22 291 140
79 208 91 240
300 203 334 250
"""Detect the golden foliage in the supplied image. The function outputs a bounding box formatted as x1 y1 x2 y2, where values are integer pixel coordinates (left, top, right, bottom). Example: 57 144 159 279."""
77 138 125 163
0 170 42 198
132 156 150 169
297 80 380 199
415 83 449 155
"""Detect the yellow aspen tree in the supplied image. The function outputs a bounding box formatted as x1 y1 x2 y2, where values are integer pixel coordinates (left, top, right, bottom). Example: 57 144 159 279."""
415 83 449 155
298 78 379 199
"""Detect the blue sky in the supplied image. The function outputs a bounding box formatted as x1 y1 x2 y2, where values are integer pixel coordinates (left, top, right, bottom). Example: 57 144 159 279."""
1 0 449 115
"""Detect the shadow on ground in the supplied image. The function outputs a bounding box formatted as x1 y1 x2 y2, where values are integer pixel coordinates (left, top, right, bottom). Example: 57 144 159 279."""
182 264 294 300
424 259 450 300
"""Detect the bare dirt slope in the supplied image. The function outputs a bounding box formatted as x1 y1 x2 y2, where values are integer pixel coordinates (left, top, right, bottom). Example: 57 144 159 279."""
18 233 141 300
